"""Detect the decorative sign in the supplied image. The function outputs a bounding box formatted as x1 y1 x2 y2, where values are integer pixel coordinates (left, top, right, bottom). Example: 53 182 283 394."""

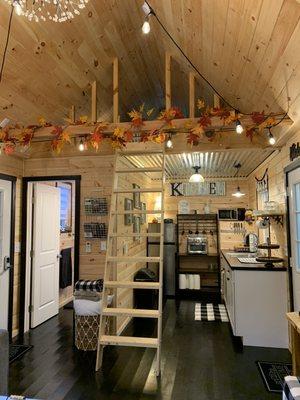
290 143 300 161
169 182 226 197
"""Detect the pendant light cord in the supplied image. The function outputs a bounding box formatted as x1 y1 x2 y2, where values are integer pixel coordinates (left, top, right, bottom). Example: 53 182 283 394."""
0 5 14 83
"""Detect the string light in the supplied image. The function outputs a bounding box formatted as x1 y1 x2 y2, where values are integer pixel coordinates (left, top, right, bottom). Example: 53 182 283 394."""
235 119 244 134
78 138 85 152
7 0 89 22
166 134 173 148
142 1 153 34
12 0 22 15
268 128 276 145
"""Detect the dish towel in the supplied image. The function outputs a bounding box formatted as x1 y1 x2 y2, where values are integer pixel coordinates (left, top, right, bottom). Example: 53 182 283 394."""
59 248 72 289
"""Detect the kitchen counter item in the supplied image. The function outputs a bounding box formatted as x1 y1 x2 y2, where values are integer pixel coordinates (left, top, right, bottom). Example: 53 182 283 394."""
256 239 283 268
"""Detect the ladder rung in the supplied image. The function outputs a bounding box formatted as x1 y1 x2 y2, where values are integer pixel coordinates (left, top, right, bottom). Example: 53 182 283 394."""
105 281 160 289
107 256 160 263
109 233 161 238
100 335 158 348
113 188 162 194
111 210 164 215
116 167 163 173
102 308 160 318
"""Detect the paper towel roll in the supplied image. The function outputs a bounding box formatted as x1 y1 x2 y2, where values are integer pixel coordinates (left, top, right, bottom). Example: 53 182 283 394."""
194 274 201 290
188 274 194 290
179 274 187 290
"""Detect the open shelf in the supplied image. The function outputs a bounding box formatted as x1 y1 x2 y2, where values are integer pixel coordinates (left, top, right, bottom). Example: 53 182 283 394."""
179 269 219 274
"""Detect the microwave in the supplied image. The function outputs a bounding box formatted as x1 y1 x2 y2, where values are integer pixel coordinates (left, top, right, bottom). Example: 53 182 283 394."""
218 208 245 221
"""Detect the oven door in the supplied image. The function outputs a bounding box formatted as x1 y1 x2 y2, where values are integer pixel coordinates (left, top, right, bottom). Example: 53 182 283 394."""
188 241 207 254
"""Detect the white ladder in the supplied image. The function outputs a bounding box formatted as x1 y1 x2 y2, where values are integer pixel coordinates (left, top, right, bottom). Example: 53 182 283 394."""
95 147 166 376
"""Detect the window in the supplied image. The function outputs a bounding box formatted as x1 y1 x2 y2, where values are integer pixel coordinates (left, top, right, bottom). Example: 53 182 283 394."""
58 183 72 233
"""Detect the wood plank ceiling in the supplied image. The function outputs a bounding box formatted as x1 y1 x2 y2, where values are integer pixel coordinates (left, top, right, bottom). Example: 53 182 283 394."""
0 0 299 126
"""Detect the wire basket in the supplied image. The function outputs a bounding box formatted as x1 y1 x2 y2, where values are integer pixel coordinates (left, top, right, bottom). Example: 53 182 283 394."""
83 222 108 239
84 197 108 216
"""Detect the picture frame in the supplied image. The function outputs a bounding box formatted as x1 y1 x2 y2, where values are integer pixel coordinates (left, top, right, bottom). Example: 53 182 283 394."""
133 183 141 209
133 215 141 241
141 202 146 224
124 198 133 225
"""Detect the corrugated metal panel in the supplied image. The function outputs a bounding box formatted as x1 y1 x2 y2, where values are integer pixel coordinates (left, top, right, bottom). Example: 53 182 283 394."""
125 149 274 180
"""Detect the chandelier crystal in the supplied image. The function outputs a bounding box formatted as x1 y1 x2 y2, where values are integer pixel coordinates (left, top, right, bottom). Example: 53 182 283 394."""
8 0 89 22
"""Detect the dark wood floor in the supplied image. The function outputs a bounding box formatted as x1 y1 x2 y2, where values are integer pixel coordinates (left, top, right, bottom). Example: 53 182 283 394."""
9 300 291 400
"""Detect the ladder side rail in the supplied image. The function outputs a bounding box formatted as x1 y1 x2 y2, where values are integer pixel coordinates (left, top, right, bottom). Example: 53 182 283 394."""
156 148 166 376
96 152 119 371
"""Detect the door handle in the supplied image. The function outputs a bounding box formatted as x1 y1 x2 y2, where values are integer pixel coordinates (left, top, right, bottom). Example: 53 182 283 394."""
57 254 62 259
4 256 11 271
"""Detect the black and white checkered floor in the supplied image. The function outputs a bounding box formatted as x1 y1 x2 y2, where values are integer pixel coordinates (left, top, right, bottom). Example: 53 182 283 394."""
195 303 229 322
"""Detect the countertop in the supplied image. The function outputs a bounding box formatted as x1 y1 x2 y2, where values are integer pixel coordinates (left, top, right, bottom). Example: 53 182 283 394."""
221 250 287 271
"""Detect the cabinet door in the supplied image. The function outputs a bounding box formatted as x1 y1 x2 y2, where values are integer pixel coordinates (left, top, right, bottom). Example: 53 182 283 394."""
226 269 235 333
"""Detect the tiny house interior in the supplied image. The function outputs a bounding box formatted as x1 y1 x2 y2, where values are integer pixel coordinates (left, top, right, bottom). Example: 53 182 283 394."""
1 1 300 399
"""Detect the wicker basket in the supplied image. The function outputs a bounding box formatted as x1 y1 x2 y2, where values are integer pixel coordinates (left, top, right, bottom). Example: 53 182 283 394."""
75 314 100 351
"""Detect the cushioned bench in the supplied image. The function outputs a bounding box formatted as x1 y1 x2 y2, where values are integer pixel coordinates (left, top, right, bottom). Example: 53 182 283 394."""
0 330 8 395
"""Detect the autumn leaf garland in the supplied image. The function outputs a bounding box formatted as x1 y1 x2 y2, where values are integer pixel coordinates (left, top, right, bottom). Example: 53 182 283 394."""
0 103 287 155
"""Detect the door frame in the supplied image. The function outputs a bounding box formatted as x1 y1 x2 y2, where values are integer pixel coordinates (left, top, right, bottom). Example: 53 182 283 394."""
284 158 300 312
19 175 81 337
0 173 16 339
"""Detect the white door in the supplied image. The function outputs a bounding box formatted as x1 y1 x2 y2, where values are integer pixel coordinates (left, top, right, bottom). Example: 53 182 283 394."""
0 179 12 330
288 168 300 311
31 183 60 328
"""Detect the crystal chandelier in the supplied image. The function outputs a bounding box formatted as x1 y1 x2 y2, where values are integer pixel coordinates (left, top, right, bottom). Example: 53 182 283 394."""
8 0 89 22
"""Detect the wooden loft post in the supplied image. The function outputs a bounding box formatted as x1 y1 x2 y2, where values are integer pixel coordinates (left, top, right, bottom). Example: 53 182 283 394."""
189 72 195 118
69 105 75 124
91 81 97 123
113 58 119 123
165 52 171 110
214 94 221 108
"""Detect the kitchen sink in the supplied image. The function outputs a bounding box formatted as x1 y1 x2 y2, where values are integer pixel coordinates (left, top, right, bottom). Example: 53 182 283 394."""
226 252 257 258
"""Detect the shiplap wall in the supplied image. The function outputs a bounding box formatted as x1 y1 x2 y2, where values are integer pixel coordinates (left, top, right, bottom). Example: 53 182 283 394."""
0 154 23 336
247 132 300 259
163 180 252 249
24 154 155 333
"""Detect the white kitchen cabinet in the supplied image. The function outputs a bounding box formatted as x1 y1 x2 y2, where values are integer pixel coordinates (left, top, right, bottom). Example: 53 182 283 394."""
221 252 288 348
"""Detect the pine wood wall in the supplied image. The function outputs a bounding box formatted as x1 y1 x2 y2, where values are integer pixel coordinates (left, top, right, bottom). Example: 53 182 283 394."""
247 132 300 259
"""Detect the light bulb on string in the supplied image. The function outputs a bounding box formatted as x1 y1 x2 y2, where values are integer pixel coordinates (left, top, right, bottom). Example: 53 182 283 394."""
142 19 151 34
268 128 276 145
78 138 85 152
166 134 173 149
141 1 154 34
235 119 244 134
12 0 22 15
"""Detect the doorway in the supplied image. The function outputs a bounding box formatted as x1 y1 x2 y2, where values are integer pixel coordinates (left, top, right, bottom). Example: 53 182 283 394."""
20 176 81 335
0 174 16 337
285 160 300 312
